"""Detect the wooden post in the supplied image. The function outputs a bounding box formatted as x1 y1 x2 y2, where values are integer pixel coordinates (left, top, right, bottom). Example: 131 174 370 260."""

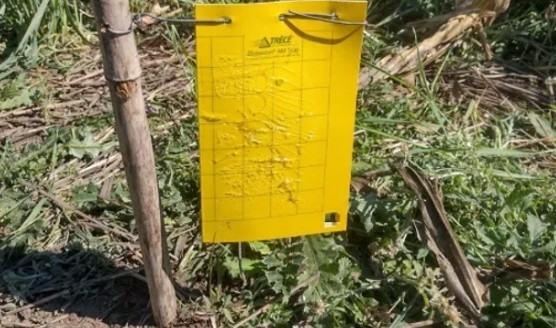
91 1 177 326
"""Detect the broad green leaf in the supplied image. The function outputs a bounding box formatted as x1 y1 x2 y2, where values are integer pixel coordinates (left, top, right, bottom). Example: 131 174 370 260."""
0 89 34 110
265 270 284 293
73 184 100 206
0 75 34 111
527 214 547 243
508 301 536 313
223 257 258 278
528 113 555 138
0 197 19 218
249 241 272 255
262 255 283 268
14 198 46 234
68 133 100 159
532 239 556 254
417 248 429 259
67 131 115 159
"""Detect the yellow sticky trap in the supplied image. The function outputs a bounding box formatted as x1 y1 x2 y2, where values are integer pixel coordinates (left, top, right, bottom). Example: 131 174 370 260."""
195 1 367 243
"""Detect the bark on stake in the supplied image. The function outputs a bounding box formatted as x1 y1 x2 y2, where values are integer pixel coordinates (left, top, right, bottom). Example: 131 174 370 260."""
91 0 177 326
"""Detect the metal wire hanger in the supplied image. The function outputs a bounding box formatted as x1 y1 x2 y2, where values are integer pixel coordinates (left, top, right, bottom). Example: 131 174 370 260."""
104 9 368 35
279 10 369 26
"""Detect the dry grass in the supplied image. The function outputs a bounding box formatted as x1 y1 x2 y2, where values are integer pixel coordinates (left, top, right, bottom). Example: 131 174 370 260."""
1 1 555 327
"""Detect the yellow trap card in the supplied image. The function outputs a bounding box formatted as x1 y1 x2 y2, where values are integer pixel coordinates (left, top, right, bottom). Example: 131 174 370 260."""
195 0 367 243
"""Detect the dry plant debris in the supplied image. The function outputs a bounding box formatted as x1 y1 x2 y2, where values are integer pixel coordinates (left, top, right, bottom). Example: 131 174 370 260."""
1 0 555 327
395 163 489 323
359 0 511 88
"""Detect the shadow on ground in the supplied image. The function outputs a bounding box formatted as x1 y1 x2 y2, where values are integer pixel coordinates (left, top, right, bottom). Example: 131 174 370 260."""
0 245 156 327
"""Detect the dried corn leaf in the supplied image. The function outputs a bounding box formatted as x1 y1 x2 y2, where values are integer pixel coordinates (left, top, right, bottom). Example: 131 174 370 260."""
359 0 511 89
395 163 489 321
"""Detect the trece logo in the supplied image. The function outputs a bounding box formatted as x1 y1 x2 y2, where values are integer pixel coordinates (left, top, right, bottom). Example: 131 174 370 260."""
257 35 293 48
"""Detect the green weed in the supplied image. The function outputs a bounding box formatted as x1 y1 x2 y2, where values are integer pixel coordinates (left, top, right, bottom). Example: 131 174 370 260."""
1 1 555 327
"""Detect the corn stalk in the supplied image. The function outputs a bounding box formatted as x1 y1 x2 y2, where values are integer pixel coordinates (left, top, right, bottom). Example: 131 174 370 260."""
359 0 511 88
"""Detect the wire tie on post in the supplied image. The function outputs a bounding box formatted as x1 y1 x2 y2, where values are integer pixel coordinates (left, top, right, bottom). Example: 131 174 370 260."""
133 13 231 25
104 13 231 36
279 10 368 26
106 22 134 36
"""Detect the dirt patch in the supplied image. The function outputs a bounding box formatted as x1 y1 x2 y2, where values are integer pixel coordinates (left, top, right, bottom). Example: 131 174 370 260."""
0 245 213 328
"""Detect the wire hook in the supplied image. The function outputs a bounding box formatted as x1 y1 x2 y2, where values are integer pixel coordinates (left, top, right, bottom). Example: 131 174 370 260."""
104 13 231 36
280 10 368 26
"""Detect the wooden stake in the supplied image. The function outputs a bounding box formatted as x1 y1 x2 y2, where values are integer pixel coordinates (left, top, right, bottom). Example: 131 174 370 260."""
91 1 177 326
